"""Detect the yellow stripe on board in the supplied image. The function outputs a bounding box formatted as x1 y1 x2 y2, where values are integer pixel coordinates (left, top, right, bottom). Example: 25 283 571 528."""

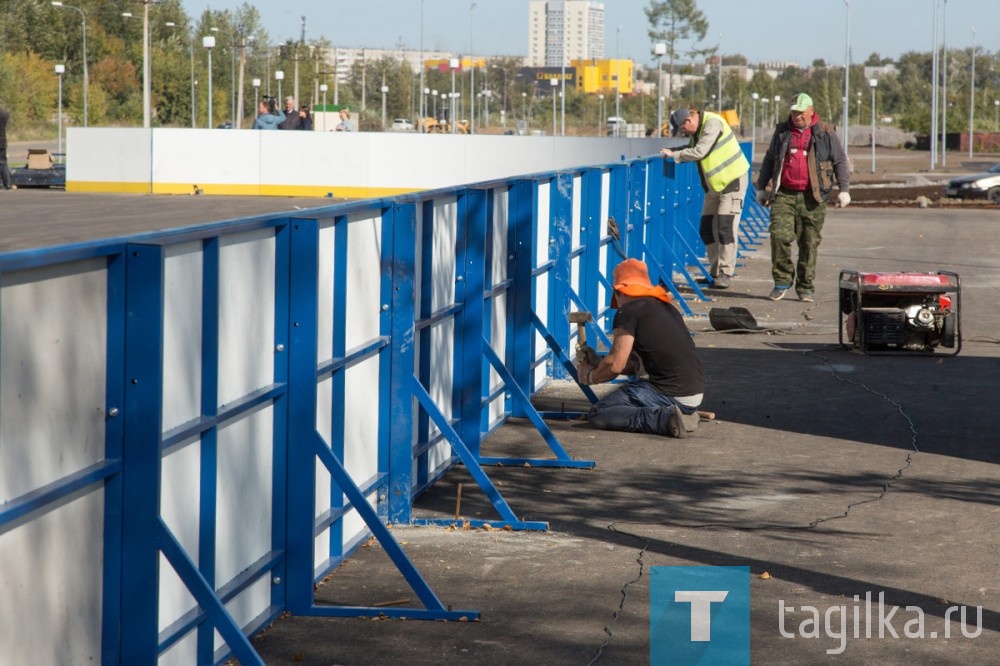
66 181 421 199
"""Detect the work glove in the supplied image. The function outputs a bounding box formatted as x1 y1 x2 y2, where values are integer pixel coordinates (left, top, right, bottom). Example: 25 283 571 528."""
755 189 769 207
837 191 851 208
576 345 599 366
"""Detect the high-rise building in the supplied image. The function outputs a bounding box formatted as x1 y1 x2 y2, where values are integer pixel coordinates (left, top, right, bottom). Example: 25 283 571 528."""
528 1 605 68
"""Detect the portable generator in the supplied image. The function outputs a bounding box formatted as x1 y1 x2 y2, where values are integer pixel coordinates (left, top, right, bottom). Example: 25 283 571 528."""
838 270 961 355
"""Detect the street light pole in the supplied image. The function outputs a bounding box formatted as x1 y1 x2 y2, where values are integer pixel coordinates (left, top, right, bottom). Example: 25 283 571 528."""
750 92 758 150
717 33 722 113
141 0 150 127
969 28 976 159
842 0 850 154
550 78 558 136
419 0 425 131
381 83 388 131
253 78 261 116
869 78 878 173
470 2 476 135
654 43 666 137
941 0 948 165
204 36 215 128
276 70 284 113
55 64 65 159
51 2 88 128
560 0 565 137
597 93 604 136
995 99 999 133
449 58 459 134
615 25 621 137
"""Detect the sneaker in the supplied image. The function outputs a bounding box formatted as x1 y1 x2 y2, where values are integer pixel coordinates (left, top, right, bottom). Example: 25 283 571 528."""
713 274 731 289
768 286 790 301
798 291 814 303
665 404 687 439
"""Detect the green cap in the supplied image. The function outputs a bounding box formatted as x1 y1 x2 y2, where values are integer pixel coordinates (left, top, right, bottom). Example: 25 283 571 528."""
790 93 813 112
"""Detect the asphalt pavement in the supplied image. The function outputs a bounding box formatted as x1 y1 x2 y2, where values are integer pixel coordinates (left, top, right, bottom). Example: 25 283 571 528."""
247 204 1000 665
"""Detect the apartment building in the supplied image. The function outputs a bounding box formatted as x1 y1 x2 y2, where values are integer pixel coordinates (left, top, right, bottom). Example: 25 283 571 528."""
527 1 605 68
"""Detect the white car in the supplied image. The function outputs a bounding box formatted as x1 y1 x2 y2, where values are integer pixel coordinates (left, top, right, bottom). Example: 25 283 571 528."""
390 118 415 132
945 162 1000 203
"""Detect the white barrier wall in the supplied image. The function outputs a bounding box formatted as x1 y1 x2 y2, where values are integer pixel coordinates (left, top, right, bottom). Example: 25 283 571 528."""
66 128 670 198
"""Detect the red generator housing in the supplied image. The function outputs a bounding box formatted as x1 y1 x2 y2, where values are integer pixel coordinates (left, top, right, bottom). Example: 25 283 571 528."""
838 270 961 355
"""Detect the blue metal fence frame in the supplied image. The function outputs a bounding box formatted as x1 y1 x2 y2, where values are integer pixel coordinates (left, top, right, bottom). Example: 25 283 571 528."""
0 147 767 664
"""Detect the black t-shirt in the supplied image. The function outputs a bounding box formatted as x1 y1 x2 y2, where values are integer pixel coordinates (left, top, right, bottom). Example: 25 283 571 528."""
612 296 704 397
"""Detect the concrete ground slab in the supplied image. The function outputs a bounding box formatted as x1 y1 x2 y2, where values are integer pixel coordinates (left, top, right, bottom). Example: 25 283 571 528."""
250 205 1000 665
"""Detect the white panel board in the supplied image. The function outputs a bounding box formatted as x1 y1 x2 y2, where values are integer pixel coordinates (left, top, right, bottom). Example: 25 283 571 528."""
163 242 204 432
1 259 107 499
0 492 104 665
158 438 201 633
218 228 275 406
215 404 274 585
345 213 382 350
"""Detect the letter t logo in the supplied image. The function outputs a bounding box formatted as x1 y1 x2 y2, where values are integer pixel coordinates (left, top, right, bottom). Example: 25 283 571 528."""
674 591 729 641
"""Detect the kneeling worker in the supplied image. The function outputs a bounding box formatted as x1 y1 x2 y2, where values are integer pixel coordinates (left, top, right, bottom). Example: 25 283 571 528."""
575 258 703 438
660 107 750 289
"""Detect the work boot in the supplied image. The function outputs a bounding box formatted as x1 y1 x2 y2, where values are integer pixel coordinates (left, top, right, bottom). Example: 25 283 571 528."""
713 274 731 289
665 405 687 439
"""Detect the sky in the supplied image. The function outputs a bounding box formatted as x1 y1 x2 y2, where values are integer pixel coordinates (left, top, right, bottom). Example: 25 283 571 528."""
181 0 1000 67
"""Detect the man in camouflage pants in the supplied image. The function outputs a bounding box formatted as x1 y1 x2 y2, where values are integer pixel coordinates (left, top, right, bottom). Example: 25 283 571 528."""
756 93 850 302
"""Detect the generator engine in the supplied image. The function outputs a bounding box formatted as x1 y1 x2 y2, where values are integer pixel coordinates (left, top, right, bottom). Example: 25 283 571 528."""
838 271 961 355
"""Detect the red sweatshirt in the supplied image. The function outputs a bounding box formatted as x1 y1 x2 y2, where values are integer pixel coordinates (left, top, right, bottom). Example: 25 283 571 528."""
780 112 819 191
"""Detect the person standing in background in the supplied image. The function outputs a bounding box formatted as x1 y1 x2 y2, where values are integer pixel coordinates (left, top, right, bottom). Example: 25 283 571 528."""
756 93 851 302
660 107 749 289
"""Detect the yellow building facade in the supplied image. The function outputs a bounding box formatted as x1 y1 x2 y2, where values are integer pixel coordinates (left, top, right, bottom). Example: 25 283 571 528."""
572 59 633 95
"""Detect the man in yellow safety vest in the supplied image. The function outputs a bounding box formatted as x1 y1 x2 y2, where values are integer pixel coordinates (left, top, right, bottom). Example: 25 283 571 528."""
661 107 750 289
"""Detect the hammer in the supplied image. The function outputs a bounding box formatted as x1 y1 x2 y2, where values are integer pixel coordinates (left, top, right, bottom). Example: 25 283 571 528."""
569 311 592 362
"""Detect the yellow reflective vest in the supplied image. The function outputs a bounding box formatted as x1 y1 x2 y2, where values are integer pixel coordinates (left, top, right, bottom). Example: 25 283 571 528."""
691 111 750 193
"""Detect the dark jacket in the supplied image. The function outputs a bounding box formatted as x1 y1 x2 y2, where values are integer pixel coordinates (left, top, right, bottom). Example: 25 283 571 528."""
756 116 849 204
279 110 301 130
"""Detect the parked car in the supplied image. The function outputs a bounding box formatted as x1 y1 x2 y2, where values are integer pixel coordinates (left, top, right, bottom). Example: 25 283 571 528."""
390 118 415 132
945 162 1000 203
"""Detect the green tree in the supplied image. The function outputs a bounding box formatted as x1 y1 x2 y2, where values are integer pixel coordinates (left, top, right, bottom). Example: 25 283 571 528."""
645 0 710 111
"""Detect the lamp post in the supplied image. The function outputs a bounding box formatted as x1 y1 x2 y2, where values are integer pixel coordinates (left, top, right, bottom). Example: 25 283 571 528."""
522 91 527 125
716 33 723 113
253 77 261 115
994 99 999 132
188 32 195 127
653 42 666 137
869 78 877 173
559 0 565 136
615 25 621 137
381 84 388 131
275 70 284 111
432 89 438 119
449 58 459 134
968 28 976 159
842 0 850 153
419 0 425 131
470 2 477 135
55 64 65 159
51 2 88 127
750 92 758 148
203 35 215 128
760 98 768 134
598 93 604 136
550 78 558 136
856 91 862 126
773 95 781 126
320 84 327 130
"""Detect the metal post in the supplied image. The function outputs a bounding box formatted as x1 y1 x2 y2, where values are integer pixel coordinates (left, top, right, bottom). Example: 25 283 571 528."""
381 84 388 131
419 0 425 131
450 58 458 134
55 64 65 158
842 0 850 153
597 94 603 136
550 78 557 136
615 25 621 137
204 35 215 129
931 0 939 169
717 33 723 113
320 84 327 130
870 78 877 173
559 1 565 137
969 28 976 159
654 43 665 137
142 0 150 128
470 2 476 135
751 92 758 149
941 0 948 165
190 35 195 127
51 2 88 127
